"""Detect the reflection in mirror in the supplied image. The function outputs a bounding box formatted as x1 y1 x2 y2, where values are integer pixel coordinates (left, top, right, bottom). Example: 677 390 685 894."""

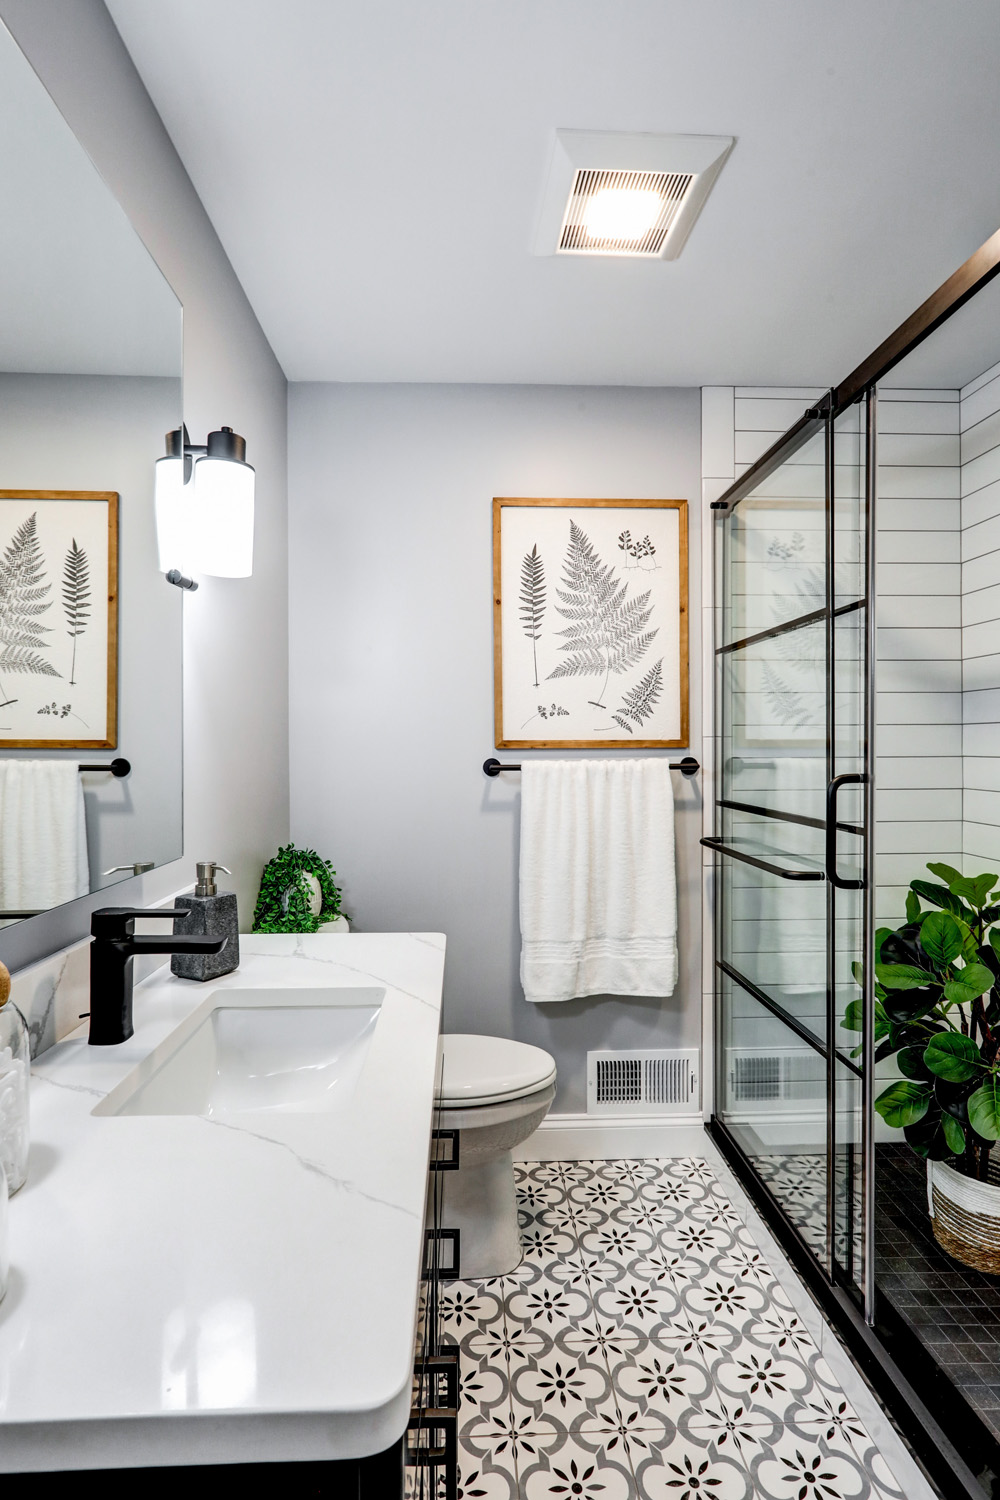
0 22 183 930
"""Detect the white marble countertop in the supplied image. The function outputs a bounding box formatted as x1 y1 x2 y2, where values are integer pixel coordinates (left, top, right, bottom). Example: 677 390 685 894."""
0 933 446 1472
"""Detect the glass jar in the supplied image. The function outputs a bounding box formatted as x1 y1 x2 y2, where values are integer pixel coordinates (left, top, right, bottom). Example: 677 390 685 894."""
0 993 29 1195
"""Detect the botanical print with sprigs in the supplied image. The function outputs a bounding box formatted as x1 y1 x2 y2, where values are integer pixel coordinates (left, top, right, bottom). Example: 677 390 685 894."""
494 498 688 748
0 492 117 748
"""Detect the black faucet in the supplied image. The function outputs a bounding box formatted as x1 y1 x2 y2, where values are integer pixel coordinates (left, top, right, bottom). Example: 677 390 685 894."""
88 907 227 1046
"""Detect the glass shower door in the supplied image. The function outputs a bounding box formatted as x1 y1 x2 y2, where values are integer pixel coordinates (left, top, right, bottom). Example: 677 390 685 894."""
712 399 871 1290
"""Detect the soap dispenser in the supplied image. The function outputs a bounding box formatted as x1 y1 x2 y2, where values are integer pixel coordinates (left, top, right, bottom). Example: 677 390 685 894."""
171 862 240 981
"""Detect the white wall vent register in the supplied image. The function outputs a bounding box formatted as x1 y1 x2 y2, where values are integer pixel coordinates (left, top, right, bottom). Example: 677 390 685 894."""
535 131 734 261
587 1049 700 1114
727 1047 825 1107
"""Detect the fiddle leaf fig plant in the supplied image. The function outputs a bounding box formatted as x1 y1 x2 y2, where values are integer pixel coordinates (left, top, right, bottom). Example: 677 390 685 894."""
251 842 345 935
843 862 1000 1178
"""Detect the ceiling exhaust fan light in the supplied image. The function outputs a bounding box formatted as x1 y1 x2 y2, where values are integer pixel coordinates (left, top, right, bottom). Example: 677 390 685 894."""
583 187 664 244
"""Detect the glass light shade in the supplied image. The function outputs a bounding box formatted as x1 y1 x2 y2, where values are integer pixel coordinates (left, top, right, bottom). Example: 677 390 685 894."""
153 454 191 573
583 187 663 243
192 456 255 578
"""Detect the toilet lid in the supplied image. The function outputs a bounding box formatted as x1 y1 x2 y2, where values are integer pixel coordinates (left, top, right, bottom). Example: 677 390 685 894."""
437 1034 557 1106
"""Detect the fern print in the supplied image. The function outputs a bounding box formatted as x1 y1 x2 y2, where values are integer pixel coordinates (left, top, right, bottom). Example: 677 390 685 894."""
0 512 58 706
519 544 546 687
62 538 91 686
618 530 658 570
611 659 663 734
549 520 657 708
761 660 814 729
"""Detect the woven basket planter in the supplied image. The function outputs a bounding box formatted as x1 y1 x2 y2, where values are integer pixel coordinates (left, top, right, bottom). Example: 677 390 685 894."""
927 1158 1000 1273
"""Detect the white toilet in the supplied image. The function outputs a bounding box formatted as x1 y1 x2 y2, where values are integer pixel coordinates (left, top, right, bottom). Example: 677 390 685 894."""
436 1034 557 1279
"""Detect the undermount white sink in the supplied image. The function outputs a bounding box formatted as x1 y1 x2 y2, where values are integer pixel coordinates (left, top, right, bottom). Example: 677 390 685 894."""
94 986 383 1118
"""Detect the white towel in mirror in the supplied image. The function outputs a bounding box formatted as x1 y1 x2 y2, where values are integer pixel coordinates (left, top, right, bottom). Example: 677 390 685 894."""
0 760 89 911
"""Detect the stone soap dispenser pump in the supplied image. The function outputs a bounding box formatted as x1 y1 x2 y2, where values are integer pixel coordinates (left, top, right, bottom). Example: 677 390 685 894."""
172 862 240 981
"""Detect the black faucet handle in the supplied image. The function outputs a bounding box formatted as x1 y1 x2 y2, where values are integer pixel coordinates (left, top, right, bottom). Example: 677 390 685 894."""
91 906 192 938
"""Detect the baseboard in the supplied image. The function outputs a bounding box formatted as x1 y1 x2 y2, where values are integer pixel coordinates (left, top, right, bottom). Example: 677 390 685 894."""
514 1111 708 1161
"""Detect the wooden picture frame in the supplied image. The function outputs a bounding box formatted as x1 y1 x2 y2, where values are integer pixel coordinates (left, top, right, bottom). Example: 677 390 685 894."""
0 490 118 749
493 497 689 750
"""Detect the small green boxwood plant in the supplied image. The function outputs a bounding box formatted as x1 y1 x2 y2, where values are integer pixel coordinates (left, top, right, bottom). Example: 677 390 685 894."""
251 843 345 935
843 863 1000 1179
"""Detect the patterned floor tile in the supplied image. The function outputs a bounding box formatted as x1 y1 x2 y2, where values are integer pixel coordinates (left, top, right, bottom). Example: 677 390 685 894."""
518 1433 638 1499
423 1158 910 1500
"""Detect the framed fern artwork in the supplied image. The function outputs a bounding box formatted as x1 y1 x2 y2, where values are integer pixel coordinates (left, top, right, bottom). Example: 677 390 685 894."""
493 497 688 749
0 490 118 748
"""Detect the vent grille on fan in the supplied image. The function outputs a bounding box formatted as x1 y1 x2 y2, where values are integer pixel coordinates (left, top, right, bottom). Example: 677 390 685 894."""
587 1050 699 1114
559 168 695 257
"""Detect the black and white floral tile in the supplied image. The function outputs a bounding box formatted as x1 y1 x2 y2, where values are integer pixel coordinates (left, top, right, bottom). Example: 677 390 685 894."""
406 1157 920 1500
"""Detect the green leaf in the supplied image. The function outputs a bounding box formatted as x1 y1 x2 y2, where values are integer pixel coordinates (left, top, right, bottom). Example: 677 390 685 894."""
911 880 965 916
850 960 863 987
991 929 1000 962
927 862 963 886
920 911 964 966
905 890 921 924
941 1113 966 1154
842 999 863 1033
943 980 979 1007
874 1080 932 1129
898 1045 932 1080
876 963 935 990
950 873 999 909
968 1076 1000 1142
874 927 892 961
923 1032 981 1082
956 962 995 998
874 998 890 1041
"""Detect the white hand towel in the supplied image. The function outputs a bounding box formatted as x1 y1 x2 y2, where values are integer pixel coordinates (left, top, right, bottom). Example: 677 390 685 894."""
519 758 677 1004
0 760 89 911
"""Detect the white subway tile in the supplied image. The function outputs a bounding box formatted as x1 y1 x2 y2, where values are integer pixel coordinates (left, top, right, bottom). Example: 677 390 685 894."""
876 628 961 661
963 444 1000 498
876 562 960 595
962 407 1000 464
965 789 1000 827
875 821 963 853
965 756 1000 792
734 429 783 466
961 362 1000 408
962 477 1000 530
878 531 960 564
877 789 962 821
962 511 1000 562
962 823 1000 865
876 723 962 756
965 725 1000 758
963 618 1000 662
701 387 735 479
963 550 1000 594
877 495 960 531
877 466 960 499
878 433 960 467
735 397 814 431
735 387 825 401
963 687 1000 724
877 594 960 628
876 658 962 691
963 653 1000 692
877 692 962 724
876 756 963 788
962 582 1000 628
876 851 963 884
879 388 958 402
878 401 959 436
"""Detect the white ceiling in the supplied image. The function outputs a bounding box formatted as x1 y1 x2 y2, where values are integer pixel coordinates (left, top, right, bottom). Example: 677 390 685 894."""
0 17 179 376
106 0 1000 388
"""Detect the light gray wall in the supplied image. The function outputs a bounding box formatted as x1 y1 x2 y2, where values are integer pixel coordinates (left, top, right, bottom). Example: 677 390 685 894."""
0 0 289 957
288 383 703 1113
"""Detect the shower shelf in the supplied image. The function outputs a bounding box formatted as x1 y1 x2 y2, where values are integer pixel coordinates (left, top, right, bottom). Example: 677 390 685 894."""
699 835 825 880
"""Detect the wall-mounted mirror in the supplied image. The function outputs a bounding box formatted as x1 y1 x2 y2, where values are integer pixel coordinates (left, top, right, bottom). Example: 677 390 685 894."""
0 21 182 932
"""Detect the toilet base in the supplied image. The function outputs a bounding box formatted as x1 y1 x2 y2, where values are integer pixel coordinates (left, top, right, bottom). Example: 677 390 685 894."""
441 1151 522 1279
437 1081 556 1281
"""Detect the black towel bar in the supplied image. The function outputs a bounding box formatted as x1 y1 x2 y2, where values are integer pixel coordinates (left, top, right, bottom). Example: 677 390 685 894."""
483 756 699 778
79 758 131 777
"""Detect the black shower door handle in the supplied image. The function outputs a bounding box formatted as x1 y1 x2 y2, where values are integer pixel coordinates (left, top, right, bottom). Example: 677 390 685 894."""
826 773 865 890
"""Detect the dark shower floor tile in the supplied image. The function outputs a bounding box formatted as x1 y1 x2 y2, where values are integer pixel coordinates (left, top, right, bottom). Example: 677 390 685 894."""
877 1145 1000 1444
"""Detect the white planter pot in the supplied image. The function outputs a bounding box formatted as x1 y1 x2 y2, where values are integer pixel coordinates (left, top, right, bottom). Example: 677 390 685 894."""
927 1157 1000 1272
317 915 350 933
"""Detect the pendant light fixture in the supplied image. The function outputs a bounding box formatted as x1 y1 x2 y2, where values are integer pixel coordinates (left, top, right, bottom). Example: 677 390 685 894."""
154 423 255 584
